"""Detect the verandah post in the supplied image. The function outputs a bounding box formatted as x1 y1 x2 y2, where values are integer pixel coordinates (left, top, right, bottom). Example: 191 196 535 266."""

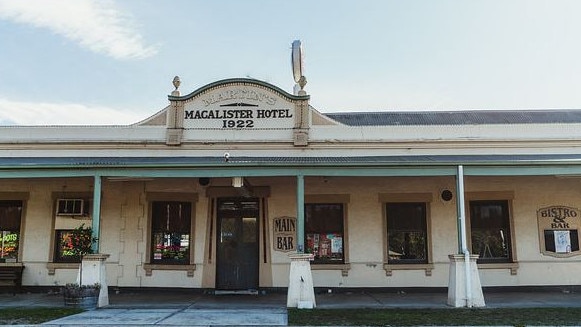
91 174 102 253
296 174 305 252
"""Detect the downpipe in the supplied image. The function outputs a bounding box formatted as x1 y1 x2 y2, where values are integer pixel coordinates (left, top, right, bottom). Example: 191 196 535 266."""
457 165 473 308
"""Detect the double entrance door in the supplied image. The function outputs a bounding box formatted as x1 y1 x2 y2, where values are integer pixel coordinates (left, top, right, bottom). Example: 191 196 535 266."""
216 198 259 290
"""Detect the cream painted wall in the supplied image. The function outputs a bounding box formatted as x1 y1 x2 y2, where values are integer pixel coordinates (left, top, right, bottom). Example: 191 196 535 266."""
5 174 581 289
10 178 94 287
467 176 581 287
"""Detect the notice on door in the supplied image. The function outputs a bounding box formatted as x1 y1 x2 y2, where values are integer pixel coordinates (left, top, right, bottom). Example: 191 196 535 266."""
273 216 296 252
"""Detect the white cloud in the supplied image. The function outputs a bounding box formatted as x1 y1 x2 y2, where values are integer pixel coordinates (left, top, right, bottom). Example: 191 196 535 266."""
0 98 145 125
0 0 156 60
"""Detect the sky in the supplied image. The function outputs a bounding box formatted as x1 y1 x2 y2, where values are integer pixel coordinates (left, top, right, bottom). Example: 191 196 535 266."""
1 0 581 125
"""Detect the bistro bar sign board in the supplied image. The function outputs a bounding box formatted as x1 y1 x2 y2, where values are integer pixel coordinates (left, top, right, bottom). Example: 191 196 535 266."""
537 205 581 257
273 216 296 252
183 86 295 130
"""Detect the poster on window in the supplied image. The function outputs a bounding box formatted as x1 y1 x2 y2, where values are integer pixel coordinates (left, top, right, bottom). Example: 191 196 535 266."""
330 235 343 254
0 231 18 263
554 230 571 253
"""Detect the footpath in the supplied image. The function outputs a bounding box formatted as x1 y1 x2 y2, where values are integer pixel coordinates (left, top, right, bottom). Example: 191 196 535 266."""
0 289 580 326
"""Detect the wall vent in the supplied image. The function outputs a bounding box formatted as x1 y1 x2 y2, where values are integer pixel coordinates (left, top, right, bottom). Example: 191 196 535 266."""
56 199 84 216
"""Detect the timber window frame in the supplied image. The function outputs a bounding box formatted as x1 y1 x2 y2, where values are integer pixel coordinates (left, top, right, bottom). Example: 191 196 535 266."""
386 202 429 264
380 193 434 277
305 194 351 276
466 191 519 274
469 200 513 263
144 192 197 277
0 193 28 264
51 192 93 264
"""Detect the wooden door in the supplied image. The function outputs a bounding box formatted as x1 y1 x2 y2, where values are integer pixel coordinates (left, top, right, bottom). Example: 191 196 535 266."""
216 198 259 290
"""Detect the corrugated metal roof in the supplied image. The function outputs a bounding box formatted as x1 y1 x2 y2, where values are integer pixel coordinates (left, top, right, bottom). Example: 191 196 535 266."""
325 110 581 126
1 154 581 168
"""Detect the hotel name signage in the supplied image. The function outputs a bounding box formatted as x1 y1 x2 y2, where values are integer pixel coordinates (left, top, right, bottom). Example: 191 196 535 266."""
200 88 277 106
183 87 294 129
537 205 580 257
273 216 296 252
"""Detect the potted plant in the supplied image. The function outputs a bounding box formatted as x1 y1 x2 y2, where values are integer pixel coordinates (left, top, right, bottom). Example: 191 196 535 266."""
61 224 100 308
63 282 101 308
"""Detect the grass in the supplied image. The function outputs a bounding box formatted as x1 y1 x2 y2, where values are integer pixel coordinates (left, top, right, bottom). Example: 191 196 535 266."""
288 307 581 326
2 306 581 326
0 307 84 324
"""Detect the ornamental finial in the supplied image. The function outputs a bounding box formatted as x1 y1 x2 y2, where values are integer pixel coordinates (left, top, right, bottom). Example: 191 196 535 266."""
297 76 307 95
171 76 181 96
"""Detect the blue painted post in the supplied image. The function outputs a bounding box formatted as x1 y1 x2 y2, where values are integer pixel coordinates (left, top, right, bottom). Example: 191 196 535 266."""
91 175 102 253
456 165 467 254
296 175 305 253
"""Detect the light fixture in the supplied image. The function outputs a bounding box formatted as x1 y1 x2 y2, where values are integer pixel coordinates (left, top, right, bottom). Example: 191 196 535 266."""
198 177 210 186
232 177 244 188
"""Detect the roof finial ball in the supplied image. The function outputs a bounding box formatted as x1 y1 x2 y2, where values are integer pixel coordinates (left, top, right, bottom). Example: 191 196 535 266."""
171 76 181 96
298 75 307 93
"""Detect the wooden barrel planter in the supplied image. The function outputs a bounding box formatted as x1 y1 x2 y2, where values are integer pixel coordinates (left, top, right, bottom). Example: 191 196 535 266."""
63 284 100 309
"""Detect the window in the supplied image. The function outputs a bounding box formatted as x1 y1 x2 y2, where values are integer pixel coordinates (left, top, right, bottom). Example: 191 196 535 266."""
305 203 344 264
56 199 85 216
386 202 428 264
469 200 512 263
54 230 80 263
151 201 191 264
0 200 23 263
52 194 93 263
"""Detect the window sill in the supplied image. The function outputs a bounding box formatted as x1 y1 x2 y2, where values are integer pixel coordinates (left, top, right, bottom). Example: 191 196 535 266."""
0 262 24 267
143 263 196 277
383 263 434 277
477 262 519 275
47 262 79 275
311 263 351 277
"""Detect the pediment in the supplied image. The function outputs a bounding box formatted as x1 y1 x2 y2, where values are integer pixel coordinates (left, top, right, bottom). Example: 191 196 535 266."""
169 78 309 130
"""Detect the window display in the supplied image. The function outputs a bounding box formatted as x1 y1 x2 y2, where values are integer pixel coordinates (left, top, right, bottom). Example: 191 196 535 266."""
54 224 97 263
151 201 191 264
0 201 22 263
469 200 512 263
304 203 344 263
386 202 428 264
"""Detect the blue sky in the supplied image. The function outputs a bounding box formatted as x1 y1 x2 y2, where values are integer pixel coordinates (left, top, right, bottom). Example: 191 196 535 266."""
1 0 580 125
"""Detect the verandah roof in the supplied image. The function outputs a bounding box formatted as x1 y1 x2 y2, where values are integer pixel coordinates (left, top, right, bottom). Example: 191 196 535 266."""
0 155 581 178
1 154 581 167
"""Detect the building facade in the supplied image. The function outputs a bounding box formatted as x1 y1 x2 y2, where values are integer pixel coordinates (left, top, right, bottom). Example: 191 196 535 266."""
1 78 580 292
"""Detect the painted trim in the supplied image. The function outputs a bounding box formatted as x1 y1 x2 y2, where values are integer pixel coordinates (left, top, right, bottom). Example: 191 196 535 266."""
296 175 305 252
91 175 101 253
378 192 434 203
0 167 458 179
0 192 29 200
3 164 581 179
168 78 310 102
463 165 581 175
206 186 271 198
305 194 351 203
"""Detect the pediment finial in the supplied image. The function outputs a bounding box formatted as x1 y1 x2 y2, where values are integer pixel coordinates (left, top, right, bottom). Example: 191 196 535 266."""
171 76 181 96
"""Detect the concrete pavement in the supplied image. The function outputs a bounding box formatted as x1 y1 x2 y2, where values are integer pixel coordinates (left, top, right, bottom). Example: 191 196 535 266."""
0 288 580 326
